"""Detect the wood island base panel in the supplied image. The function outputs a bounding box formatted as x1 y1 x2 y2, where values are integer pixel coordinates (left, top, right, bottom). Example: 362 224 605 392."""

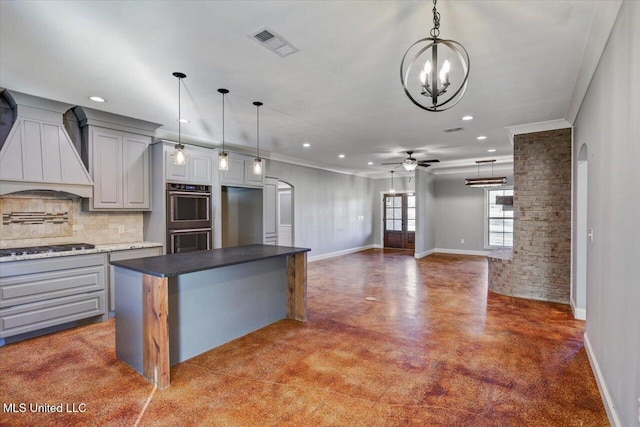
111 245 310 389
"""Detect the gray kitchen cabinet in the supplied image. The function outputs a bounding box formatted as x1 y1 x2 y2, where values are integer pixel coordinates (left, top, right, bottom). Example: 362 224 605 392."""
263 176 278 245
0 254 107 340
165 149 212 184
86 128 151 210
74 106 160 211
107 246 162 314
220 152 264 187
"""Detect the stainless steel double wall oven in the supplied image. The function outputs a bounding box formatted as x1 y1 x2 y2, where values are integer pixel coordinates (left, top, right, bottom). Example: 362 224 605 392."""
166 183 212 254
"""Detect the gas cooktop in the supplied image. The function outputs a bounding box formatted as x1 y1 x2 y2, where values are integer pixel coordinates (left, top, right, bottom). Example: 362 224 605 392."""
0 243 96 258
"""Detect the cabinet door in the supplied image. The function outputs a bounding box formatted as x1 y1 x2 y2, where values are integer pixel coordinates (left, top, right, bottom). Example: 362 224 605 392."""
263 177 278 243
220 158 244 185
122 135 150 209
191 154 212 184
92 129 123 208
244 159 265 186
165 151 190 182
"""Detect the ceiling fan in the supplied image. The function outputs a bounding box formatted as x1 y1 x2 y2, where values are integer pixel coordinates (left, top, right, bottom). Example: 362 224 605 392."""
382 151 440 171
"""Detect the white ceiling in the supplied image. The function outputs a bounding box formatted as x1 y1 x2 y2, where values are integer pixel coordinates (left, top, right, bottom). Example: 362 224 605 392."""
0 1 604 176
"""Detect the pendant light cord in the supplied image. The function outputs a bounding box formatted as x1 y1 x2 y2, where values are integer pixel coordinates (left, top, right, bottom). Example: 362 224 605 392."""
177 77 181 145
256 105 260 158
222 93 225 153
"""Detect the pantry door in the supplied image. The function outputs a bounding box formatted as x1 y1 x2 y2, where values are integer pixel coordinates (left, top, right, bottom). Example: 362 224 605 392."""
383 193 415 249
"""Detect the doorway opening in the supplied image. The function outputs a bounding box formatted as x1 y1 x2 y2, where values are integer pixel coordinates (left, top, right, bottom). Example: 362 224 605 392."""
573 143 588 320
278 181 294 246
383 193 415 249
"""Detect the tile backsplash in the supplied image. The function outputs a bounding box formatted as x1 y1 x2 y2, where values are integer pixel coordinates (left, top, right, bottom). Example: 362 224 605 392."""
0 192 144 248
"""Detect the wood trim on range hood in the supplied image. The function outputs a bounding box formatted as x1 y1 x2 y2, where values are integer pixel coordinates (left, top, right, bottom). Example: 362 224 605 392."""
0 90 94 198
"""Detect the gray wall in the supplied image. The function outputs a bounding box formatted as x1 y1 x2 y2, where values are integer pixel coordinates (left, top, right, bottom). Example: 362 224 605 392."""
434 171 513 252
266 160 375 257
415 168 435 256
573 1 640 425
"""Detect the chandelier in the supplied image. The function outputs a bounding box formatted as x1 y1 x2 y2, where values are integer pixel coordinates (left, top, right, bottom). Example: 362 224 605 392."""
400 0 470 112
465 160 507 187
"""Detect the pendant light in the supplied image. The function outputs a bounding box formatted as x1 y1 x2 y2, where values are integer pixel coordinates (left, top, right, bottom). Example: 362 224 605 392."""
400 0 470 112
465 160 507 187
218 88 229 170
173 72 186 165
389 170 396 195
253 101 263 175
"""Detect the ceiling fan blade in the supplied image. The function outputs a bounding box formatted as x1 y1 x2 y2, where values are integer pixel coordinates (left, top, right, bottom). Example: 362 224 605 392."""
418 159 440 163
418 163 432 168
381 162 403 165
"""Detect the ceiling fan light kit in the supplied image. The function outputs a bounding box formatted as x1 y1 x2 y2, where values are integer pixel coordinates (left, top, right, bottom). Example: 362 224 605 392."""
382 151 440 170
400 0 470 112
465 160 507 187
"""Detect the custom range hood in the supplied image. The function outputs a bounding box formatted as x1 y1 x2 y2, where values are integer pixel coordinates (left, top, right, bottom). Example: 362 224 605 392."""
0 89 94 197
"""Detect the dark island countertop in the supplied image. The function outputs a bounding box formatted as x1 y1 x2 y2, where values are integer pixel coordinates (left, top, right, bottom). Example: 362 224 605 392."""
110 244 311 278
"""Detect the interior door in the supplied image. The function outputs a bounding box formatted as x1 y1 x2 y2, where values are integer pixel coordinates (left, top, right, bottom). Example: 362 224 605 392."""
383 193 415 249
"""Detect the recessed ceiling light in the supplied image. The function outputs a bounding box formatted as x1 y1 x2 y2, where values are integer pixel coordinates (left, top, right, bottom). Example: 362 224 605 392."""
462 115 473 121
367 162 373 165
177 118 190 123
339 154 345 158
477 136 487 140
303 143 311 148
488 149 496 152
89 96 106 103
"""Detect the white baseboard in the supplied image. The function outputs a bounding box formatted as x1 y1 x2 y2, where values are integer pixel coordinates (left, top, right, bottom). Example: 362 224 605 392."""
584 332 621 427
434 248 490 256
308 244 376 262
372 244 383 249
414 249 435 259
570 297 586 320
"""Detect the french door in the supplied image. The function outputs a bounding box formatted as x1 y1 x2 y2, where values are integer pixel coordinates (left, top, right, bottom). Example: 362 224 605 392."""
383 193 415 249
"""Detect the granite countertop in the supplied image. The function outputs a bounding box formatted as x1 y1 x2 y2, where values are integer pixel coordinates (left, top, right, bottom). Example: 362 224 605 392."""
0 241 163 262
111 244 311 278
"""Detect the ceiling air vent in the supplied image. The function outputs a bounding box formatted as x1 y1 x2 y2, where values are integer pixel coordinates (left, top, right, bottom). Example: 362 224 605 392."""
250 27 298 57
444 127 464 133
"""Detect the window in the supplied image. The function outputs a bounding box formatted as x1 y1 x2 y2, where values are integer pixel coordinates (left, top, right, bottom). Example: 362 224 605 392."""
485 188 513 248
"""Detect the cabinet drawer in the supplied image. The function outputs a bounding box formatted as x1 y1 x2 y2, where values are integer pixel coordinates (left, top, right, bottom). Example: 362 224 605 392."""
0 291 105 338
0 265 105 308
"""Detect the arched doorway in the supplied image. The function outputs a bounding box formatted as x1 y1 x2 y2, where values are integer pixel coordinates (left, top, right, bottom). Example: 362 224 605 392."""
278 181 294 246
573 143 588 320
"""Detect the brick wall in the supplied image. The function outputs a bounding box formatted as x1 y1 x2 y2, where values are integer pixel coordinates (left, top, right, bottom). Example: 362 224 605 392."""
488 128 572 304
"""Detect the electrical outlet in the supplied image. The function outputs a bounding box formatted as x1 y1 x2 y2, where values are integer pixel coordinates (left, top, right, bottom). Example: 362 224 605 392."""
460 238 465 244
118 225 125 233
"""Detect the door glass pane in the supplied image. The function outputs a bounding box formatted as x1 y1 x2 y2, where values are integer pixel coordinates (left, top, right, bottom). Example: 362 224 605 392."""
407 209 415 220
386 220 394 231
407 195 415 208
392 219 401 230
393 208 401 219
386 208 394 219
407 220 415 231
386 197 393 207
394 197 402 208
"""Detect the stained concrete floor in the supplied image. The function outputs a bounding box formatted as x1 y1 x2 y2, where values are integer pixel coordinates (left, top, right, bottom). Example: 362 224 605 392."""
0 250 607 426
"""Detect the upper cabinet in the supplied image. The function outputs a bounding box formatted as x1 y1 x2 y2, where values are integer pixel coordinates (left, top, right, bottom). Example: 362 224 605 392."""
74 107 161 211
165 147 212 184
219 152 264 187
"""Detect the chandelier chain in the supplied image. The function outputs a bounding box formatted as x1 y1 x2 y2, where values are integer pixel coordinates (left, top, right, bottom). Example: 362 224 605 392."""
430 0 440 38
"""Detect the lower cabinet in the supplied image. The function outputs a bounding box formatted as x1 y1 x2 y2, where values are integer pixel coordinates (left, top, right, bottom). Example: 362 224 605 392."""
0 254 107 340
107 247 162 314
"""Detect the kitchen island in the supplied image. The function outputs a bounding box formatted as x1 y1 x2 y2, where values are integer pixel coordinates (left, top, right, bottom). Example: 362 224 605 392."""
111 244 310 389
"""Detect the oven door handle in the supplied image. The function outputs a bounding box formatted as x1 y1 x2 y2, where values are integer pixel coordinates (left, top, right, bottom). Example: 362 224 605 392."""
168 191 211 197
169 228 212 234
